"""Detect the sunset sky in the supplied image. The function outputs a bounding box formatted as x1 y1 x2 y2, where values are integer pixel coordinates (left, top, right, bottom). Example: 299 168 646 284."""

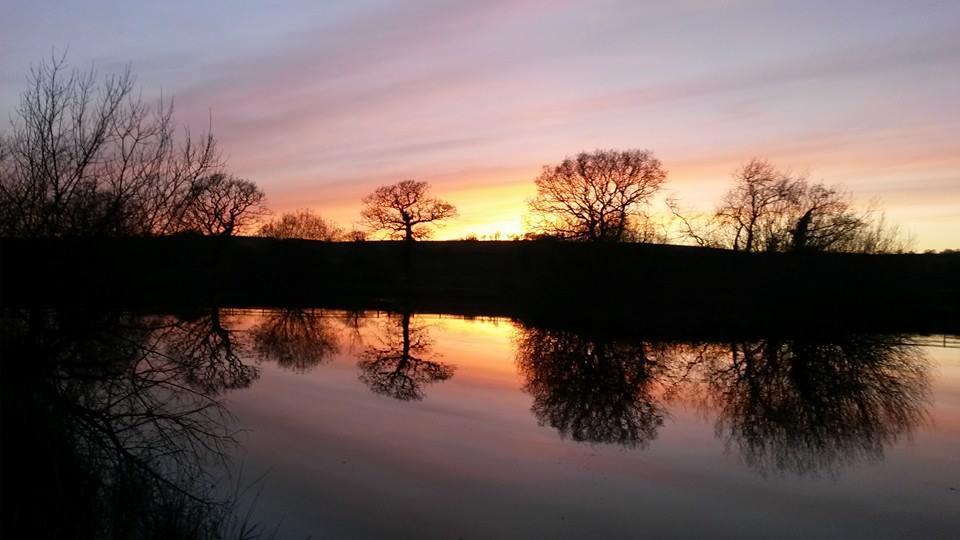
2 0 958 248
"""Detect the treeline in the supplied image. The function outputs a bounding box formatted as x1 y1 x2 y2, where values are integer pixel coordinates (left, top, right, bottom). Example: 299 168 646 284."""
0 56 918 254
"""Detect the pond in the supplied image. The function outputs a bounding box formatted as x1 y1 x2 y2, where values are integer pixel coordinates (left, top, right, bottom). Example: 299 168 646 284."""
2 308 957 538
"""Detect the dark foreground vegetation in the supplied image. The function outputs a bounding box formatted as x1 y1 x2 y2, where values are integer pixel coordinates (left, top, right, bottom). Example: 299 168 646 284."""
2 237 957 335
1 308 272 539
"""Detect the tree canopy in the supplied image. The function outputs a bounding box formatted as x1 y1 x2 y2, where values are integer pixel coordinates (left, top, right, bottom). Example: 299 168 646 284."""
258 209 343 241
526 149 667 242
183 173 266 236
671 158 909 253
360 180 457 241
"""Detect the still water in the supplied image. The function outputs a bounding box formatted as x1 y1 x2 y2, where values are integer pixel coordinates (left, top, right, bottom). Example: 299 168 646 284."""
3 308 958 538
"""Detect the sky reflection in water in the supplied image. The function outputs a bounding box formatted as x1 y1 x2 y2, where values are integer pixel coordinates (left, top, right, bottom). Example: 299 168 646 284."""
3 308 957 538
211 309 957 539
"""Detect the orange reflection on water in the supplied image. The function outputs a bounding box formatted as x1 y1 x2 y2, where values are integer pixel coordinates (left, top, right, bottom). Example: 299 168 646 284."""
192 309 960 537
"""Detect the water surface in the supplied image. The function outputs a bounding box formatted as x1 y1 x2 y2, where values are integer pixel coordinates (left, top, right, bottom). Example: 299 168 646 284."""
226 310 959 538
3 308 957 538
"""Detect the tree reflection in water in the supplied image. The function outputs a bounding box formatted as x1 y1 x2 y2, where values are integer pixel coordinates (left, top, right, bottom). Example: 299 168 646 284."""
515 327 670 447
161 308 259 394
1 306 938 538
690 336 931 476
250 308 340 372
514 323 931 475
0 310 263 539
357 311 454 401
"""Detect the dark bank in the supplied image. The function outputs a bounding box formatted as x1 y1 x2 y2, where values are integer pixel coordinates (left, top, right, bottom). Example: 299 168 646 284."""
2 237 957 335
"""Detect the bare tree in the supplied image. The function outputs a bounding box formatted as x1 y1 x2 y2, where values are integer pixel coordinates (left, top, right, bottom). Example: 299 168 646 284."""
182 173 267 236
665 197 717 247
258 209 343 241
674 158 909 253
526 149 667 242
360 180 457 242
713 159 803 252
834 208 912 254
786 182 864 252
0 54 268 238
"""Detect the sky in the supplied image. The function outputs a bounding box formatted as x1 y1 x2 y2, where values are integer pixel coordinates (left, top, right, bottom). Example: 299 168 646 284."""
1 0 958 248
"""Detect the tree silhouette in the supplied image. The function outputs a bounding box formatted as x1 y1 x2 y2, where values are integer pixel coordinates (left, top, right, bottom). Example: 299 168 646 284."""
515 326 668 447
182 173 267 236
251 308 340 372
258 209 343 241
714 159 802 252
526 149 667 242
357 312 454 400
672 158 910 253
360 180 457 242
0 54 267 238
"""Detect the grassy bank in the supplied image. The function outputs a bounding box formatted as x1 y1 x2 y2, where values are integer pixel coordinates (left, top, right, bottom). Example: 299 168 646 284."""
1 237 957 334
